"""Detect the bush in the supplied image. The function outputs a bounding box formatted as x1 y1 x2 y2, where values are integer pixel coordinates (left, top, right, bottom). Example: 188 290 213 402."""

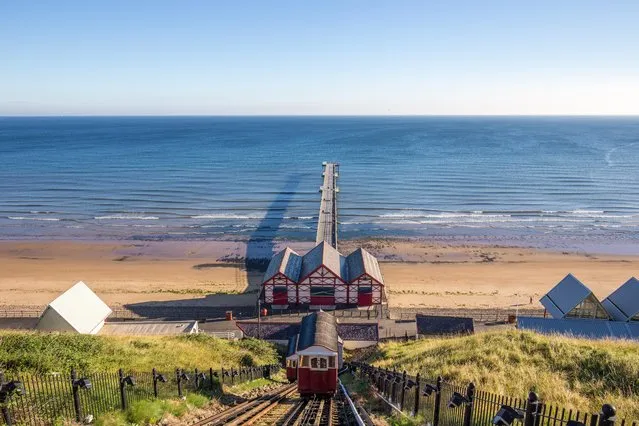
0 331 279 374
126 400 168 424
186 392 210 409
94 411 128 426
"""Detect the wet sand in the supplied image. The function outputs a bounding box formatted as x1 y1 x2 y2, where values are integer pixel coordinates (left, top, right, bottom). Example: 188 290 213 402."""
0 239 637 309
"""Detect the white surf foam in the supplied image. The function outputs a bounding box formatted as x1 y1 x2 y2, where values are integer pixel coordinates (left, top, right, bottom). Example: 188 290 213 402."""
95 215 159 220
8 216 60 221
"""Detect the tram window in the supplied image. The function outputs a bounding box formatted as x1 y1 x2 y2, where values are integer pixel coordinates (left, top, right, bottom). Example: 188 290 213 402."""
319 358 328 369
300 356 309 367
292 360 297 368
311 357 319 368
328 356 336 368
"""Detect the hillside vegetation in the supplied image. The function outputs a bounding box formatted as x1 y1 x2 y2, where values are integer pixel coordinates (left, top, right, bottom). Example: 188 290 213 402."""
363 330 639 421
0 331 279 374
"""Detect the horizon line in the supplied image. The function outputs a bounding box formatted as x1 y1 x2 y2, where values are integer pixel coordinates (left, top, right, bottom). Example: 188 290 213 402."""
2 113 639 118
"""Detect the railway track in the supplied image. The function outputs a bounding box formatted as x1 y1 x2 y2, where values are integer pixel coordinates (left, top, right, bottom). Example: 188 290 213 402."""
192 382 367 426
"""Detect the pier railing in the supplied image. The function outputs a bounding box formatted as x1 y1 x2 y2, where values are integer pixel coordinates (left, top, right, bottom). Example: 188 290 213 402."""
0 364 280 425
350 362 637 426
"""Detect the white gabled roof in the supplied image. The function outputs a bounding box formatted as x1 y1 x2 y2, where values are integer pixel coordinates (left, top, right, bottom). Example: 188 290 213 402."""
299 241 348 282
41 281 112 334
540 274 593 319
263 247 302 283
601 277 639 322
346 248 384 284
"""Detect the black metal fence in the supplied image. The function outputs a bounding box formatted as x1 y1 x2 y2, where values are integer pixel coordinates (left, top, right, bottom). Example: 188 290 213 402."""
0 364 280 426
351 362 637 426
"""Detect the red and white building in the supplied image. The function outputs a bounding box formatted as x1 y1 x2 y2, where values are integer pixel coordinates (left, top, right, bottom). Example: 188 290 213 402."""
261 241 385 309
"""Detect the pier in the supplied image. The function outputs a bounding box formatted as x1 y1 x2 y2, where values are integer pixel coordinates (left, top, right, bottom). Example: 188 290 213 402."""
316 162 339 249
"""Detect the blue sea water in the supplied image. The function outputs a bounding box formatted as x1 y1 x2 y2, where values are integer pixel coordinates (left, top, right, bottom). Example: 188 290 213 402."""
1 116 638 250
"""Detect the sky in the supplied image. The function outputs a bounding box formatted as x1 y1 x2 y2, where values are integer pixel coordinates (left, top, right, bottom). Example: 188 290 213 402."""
1 1 639 116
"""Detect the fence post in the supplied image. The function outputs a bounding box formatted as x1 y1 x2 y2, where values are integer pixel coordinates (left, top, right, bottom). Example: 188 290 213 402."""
524 392 539 426
119 368 128 411
414 373 421 416
0 372 13 426
462 382 475 426
383 369 389 398
221 367 225 384
231 367 235 385
195 368 200 389
599 404 616 426
400 370 407 410
433 376 443 426
209 368 215 398
391 368 397 401
152 368 158 398
176 369 183 398
71 369 83 422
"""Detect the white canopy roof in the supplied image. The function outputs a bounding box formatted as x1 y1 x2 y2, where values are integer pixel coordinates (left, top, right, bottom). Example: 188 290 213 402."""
540 274 594 319
37 281 112 334
601 277 639 322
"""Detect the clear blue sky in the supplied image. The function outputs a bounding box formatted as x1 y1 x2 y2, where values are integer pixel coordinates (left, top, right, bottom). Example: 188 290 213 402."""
1 0 638 115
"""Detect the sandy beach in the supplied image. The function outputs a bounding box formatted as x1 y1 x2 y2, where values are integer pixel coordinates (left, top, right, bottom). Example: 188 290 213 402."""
0 238 636 311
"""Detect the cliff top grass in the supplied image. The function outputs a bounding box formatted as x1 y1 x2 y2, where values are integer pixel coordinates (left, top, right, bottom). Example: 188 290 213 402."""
0 331 279 374
362 330 639 421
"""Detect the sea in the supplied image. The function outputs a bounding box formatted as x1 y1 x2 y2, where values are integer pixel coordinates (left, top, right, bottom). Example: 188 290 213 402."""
1 116 638 253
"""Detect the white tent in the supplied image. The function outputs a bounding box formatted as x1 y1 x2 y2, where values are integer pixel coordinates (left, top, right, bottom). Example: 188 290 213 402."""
36 281 112 334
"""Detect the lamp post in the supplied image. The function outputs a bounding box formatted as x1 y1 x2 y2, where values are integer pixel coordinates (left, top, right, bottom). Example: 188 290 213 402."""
257 298 262 339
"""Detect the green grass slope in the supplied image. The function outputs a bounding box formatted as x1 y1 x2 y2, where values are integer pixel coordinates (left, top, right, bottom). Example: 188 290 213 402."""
0 331 279 374
363 330 639 421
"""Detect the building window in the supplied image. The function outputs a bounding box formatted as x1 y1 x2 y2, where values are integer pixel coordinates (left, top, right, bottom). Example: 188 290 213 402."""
566 295 609 319
308 356 329 370
311 286 335 297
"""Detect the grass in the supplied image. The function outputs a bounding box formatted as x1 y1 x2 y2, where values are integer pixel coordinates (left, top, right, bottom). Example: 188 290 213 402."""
0 331 279 374
362 330 639 421
94 393 211 426
93 372 284 425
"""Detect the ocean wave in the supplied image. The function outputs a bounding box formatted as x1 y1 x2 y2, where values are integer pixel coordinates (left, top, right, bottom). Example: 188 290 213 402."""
570 210 605 215
379 212 511 219
279 224 312 229
191 214 265 219
8 216 61 221
95 215 159 220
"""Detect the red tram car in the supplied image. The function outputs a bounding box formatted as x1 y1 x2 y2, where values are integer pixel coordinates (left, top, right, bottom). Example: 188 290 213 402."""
285 334 299 382
296 311 342 397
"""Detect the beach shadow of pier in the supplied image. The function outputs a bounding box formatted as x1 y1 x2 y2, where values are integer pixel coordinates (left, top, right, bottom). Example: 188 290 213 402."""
122 174 303 320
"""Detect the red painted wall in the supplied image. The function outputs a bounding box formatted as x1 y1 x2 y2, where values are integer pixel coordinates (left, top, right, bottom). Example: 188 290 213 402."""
357 292 373 306
310 295 335 305
297 367 337 395
273 291 288 305
286 366 297 382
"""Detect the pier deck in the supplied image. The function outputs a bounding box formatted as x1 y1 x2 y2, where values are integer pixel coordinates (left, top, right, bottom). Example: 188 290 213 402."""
316 162 339 248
